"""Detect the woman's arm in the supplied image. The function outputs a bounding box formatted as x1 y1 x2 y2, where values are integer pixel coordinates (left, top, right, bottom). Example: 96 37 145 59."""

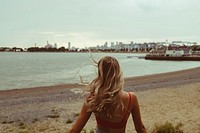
69 102 92 133
131 93 147 133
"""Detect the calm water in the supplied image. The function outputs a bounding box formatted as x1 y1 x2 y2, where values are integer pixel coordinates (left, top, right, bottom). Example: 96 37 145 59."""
1 52 200 91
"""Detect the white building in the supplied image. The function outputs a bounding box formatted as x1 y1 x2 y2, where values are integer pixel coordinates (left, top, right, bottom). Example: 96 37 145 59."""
45 41 53 48
165 50 184 57
68 42 71 50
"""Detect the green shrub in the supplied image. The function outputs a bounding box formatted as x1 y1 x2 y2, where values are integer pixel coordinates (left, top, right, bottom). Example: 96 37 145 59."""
152 121 183 133
2 121 7 124
45 114 60 118
32 118 38 123
90 128 95 133
73 112 80 117
19 123 26 129
81 128 87 133
66 118 73 124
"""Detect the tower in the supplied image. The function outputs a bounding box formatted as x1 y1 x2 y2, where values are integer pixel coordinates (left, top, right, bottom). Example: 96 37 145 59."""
68 42 71 50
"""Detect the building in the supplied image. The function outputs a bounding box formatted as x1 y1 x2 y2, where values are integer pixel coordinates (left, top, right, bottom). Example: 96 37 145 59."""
165 50 184 57
68 42 71 50
45 41 53 48
165 46 192 57
54 43 57 48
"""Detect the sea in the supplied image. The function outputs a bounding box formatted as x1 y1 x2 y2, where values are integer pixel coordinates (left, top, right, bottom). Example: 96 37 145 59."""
1 52 200 91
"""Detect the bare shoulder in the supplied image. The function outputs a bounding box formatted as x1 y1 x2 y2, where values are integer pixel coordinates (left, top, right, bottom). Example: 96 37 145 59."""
122 91 138 102
124 92 140 112
127 92 140 107
127 92 138 100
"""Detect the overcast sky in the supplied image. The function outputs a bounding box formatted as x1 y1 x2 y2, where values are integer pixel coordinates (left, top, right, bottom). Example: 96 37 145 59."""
0 0 200 48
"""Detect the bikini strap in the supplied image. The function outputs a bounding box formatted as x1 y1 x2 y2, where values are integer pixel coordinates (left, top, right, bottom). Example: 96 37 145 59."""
121 92 132 123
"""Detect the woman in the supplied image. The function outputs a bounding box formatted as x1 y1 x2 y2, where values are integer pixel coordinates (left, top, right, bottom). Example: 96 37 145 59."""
69 56 147 133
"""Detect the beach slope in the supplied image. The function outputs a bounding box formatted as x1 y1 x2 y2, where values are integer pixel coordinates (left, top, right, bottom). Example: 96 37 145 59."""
0 67 200 133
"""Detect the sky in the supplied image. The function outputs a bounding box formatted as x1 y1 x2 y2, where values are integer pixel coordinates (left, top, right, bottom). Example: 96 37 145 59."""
0 0 200 48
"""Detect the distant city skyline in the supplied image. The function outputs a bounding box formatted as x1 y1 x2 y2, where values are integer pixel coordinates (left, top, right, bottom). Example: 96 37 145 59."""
0 0 200 48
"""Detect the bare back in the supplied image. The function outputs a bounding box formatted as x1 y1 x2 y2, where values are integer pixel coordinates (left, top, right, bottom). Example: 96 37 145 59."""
95 91 133 133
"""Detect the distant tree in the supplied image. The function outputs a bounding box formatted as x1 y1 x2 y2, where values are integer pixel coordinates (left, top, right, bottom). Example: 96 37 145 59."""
191 45 200 51
47 47 57 52
58 47 66 52
40 47 46 52
27 47 40 52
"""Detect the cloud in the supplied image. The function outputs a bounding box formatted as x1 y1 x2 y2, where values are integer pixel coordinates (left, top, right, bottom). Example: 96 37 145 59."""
65 32 101 45
134 0 200 13
39 32 56 35
0 0 200 48
55 34 68 37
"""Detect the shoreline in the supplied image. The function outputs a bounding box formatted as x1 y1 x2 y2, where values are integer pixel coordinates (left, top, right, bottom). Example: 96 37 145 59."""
1 66 200 94
1 67 200 132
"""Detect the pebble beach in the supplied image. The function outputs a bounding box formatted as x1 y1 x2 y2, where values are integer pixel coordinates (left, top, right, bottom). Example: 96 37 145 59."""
0 67 200 133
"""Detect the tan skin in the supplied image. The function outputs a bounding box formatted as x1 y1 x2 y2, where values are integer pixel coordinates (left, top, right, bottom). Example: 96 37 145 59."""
69 91 147 133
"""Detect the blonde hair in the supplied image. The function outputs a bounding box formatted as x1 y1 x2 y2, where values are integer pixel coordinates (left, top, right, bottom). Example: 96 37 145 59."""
85 56 124 119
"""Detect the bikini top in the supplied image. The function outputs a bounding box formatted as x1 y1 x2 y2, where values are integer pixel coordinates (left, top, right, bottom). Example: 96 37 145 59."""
95 92 132 129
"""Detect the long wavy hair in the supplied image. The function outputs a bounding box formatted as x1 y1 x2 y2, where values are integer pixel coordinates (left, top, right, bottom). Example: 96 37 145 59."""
85 56 124 119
